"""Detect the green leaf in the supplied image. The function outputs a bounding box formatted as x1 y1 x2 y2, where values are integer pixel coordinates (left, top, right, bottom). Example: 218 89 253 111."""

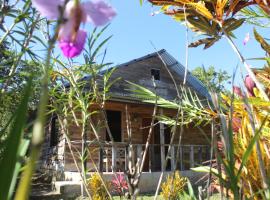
188 37 219 49
224 18 245 33
186 179 196 200
254 28 270 55
0 78 32 200
191 166 226 181
8 139 30 200
236 116 267 179
187 16 215 35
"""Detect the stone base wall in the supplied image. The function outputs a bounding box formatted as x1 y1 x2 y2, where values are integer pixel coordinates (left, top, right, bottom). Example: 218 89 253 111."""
62 171 207 194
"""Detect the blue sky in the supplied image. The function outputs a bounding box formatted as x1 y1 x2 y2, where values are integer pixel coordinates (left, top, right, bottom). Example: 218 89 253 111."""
85 0 268 87
19 0 267 87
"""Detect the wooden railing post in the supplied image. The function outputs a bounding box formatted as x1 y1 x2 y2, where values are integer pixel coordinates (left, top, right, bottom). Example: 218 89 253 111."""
171 145 175 171
190 146 194 168
125 145 128 171
149 145 153 172
206 145 210 160
112 145 117 172
198 146 203 164
136 144 142 171
180 146 183 170
99 146 103 172
128 144 132 170
160 120 165 171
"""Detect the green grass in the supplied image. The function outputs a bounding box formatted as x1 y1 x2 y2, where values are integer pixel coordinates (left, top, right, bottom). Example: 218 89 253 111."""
112 195 162 200
112 193 221 199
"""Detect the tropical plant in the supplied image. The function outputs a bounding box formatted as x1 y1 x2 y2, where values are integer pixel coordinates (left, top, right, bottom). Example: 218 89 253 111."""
139 1 270 199
241 6 270 27
88 173 110 200
0 1 47 199
161 171 187 200
191 66 231 93
111 173 128 198
0 0 116 199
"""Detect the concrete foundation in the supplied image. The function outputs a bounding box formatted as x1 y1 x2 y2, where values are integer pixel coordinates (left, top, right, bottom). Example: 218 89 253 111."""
55 170 206 197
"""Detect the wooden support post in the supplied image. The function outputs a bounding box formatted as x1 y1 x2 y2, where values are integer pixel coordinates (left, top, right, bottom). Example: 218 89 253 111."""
131 145 135 167
149 145 153 172
171 145 175 171
198 146 203 164
160 109 165 172
137 144 142 171
128 144 132 170
125 145 128 171
99 147 103 172
180 146 183 170
112 145 117 172
190 146 194 168
104 147 108 172
206 146 210 160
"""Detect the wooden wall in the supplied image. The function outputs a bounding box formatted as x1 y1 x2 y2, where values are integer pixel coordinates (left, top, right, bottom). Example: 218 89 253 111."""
62 100 211 171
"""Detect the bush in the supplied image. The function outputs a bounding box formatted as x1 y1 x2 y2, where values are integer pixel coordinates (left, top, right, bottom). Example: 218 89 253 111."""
88 173 110 200
161 171 187 200
111 173 128 197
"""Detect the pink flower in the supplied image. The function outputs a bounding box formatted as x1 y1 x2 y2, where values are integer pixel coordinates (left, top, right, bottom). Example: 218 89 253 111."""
245 75 256 96
111 173 128 194
150 11 160 16
32 0 116 58
233 86 243 98
59 30 87 58
243 33 250 46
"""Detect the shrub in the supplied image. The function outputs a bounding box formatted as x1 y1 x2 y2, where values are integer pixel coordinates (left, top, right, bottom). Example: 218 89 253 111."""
88 173 110 200
161 171 187 200
111 173 128 197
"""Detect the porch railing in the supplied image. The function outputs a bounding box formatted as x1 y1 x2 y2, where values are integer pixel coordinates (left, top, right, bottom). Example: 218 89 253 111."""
84 143 211 173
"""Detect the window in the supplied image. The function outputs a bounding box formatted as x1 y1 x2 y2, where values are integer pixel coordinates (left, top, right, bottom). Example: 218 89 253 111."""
106 110 122 142
151 69 160 81
50 115 59 147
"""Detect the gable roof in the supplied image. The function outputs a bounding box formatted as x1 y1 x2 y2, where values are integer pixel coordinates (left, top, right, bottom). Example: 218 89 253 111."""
107 49 210 101
77 49 210 103
141 49 209 98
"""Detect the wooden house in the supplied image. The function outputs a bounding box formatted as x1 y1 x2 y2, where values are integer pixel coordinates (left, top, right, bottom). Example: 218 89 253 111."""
41 49 211 176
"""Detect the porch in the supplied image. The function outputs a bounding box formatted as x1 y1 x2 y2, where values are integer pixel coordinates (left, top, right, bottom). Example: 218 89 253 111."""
69 142 211 173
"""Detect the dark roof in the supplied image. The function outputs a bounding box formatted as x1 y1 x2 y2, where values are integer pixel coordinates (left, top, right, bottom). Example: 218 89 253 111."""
111 49 209 99
140 49 210 98
78 49 210 102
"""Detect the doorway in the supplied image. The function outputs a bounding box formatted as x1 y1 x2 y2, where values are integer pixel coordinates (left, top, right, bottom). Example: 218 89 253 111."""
106 110 122 142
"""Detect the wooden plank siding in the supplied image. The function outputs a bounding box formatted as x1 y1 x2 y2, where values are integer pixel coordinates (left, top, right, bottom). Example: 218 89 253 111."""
62 100 211 171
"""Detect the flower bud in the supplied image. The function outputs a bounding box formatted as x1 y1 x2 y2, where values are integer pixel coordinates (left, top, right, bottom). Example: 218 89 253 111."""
233 86 243 97
245 75 256 96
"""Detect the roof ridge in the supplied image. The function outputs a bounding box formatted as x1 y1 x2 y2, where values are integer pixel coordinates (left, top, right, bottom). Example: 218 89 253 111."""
115 49 166 69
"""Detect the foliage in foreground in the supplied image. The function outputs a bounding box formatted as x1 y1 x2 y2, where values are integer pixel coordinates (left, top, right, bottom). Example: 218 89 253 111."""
88 173 110 200
142 0 270 199
2 0 270 199
161 171 187 200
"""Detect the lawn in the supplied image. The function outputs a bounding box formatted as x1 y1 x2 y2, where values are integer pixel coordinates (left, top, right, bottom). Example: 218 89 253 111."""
112 193 221 199
112 195 162 200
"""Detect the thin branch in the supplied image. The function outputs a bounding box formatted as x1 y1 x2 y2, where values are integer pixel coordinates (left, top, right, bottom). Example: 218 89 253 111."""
219 22 269 101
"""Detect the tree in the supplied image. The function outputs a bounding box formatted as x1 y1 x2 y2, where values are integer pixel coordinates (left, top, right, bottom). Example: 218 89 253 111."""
191 66 231 93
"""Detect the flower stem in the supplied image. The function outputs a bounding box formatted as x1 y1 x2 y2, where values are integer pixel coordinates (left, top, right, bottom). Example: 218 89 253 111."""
219 22 269 101
0 22 16 45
